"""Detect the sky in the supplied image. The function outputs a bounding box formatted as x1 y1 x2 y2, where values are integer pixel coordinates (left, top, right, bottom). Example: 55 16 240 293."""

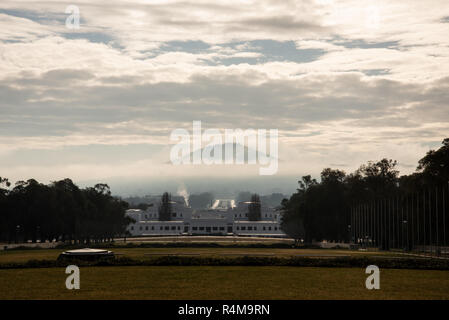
1 0 449 195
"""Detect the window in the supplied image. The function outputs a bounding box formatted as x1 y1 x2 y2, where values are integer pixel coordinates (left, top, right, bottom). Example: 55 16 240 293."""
165 226 169 230
139 226 142 231
172 212 176 217
263 226 266 231
275 227 278 231
145 226 148 231
160 226 163 230
212 227 218 231
177 226 180 230
237 226 240 230
145 215 148 219
268 226 272 231
131 226 134 230
219 227 225 231
171 226 176 230
192 227 198 231
199 227 204 231
241 226 246 231
254 226 257 231
151 226 154 230
248 226 252 231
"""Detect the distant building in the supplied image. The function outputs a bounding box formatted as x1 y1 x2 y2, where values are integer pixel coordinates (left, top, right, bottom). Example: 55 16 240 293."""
126 199 285 237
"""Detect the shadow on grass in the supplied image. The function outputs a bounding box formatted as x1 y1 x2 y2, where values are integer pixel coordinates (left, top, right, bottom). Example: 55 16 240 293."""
1 255 449 270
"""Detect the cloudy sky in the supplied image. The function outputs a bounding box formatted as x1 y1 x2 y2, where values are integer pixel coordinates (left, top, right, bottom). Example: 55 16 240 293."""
1 0 449 193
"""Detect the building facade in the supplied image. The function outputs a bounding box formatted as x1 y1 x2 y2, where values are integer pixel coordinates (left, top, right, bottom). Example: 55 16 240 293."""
126 199 285 237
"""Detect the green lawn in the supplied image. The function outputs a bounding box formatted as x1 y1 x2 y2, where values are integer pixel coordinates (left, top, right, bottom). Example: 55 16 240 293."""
0 266 448 299
0 247 396 264
1 247 443 300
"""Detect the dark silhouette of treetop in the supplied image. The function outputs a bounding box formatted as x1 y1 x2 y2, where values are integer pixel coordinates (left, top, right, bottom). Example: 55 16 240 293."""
248 194 261 221
158 192 172 221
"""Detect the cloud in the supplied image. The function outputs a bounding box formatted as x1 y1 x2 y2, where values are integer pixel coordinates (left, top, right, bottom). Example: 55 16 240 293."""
0 0 448 187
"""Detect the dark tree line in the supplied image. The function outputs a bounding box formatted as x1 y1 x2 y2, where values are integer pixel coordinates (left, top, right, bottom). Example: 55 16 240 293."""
0 178 132 244
281 138 449 244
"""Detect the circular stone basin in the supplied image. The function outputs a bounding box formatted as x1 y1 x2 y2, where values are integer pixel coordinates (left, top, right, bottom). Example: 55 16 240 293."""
58 248 115 261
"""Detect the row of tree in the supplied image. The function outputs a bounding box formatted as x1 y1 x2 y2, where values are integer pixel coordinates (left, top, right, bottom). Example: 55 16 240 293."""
0 178 132 244
280 138 449 244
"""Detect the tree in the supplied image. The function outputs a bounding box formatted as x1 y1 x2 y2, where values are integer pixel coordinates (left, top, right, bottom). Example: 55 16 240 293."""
0 177 11 242
0 177 11 195
297 175 317 191
158 192 172 221
280 198 305 246
321 168 346 184
417 138 449 185
354 159 399 198
281 162 399 244
280 176 317 243
0 178 130 244
248 194 261 221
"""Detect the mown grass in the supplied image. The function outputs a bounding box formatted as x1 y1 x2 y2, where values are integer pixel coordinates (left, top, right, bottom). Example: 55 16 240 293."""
0 266 448 300
0 247 396 264
1 247 447 300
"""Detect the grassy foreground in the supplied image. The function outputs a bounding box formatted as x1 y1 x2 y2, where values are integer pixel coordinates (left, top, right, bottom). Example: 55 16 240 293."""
1 266 448 300
1 247 448 300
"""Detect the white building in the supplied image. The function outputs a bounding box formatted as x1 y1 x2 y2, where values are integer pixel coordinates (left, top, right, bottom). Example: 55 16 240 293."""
126 199 285 237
